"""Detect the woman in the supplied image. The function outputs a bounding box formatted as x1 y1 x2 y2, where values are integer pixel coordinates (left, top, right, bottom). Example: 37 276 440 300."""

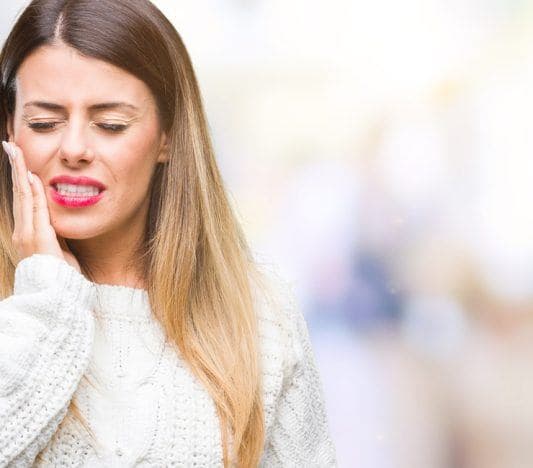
0 0 337 466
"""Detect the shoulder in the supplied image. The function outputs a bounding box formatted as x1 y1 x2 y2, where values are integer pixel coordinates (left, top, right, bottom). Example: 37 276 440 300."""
250 265 307 415
251 265 301 367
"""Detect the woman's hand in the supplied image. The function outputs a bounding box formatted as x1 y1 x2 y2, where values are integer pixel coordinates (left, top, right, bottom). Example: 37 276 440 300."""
2 141 81 273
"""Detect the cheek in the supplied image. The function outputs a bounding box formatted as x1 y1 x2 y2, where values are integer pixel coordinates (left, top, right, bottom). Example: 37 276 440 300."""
107 139 158 187
14 127 58 170
113 125 160 168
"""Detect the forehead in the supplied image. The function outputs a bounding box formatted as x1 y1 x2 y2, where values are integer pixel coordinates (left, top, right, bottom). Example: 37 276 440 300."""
16 43 152 109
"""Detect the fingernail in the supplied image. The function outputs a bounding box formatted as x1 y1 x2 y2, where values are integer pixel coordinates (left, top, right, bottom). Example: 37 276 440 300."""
27 170 34 185
1 141 13 160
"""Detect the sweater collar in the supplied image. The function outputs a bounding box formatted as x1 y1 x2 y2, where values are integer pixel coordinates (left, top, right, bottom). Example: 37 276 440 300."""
92 283 152 321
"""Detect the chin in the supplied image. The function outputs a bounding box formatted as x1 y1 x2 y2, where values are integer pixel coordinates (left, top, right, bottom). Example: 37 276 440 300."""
51 221 102 241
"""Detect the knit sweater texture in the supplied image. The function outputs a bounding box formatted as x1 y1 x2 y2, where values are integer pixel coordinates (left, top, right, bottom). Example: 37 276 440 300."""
0 254 337 467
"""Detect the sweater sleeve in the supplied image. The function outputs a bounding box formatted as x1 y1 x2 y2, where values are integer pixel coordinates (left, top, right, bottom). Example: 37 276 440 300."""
259 285 338 468
0 254 96 467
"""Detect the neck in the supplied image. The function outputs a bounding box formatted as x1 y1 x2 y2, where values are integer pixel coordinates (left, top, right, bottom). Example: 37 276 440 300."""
66 214 147 290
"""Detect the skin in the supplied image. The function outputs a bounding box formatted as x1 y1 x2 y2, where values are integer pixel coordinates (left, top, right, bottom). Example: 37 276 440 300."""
5 41 169 288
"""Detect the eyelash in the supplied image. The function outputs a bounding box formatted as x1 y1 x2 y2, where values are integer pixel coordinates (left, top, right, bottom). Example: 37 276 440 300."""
27 122 128 133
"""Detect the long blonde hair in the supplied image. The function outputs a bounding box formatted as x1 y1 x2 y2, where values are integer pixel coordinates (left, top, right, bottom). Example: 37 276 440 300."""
0 0 266 465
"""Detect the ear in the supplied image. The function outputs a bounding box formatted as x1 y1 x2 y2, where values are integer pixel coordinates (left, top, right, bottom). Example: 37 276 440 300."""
156 131 170 164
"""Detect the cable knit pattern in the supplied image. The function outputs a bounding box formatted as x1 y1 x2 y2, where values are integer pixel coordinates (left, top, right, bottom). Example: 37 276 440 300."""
0 254 96 467
255 271 337 467
0 254 337 467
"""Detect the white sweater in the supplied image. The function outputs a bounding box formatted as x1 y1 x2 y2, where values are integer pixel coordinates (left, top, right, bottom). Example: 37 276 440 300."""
0 254 337 467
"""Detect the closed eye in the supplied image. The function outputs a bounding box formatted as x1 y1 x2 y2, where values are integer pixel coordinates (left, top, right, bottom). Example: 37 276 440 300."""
27 122 129 133
97 123 129 133
27 122 60 131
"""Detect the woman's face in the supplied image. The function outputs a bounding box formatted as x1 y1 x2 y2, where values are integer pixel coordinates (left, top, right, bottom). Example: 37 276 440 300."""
7 42 169 241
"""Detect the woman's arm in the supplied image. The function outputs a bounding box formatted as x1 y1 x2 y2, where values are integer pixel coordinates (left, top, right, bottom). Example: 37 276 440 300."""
0 254 96 467
260 286 337 468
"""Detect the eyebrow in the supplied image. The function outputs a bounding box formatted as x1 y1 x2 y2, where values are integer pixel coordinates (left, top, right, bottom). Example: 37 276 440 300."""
23 101 140 112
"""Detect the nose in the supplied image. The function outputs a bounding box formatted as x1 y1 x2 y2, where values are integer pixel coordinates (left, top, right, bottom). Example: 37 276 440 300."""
59 118 95 165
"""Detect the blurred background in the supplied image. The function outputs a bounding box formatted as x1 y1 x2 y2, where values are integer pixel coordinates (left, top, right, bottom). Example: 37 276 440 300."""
4 0 533 466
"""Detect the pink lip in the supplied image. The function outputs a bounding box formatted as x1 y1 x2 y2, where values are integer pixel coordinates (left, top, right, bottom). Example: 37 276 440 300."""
49 175 107 191
50 186 105 208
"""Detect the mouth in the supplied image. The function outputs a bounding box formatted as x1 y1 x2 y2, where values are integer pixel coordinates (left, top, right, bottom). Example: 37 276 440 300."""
50 184 106 208
51 184 105 196
48 175 107 193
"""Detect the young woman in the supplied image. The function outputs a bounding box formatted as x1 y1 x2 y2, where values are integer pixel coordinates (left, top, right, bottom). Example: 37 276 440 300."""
0 0 337 466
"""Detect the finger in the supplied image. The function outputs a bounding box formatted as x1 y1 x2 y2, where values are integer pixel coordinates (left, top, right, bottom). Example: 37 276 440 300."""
10 144 34 239
5 143 22 232
29 172 52 232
